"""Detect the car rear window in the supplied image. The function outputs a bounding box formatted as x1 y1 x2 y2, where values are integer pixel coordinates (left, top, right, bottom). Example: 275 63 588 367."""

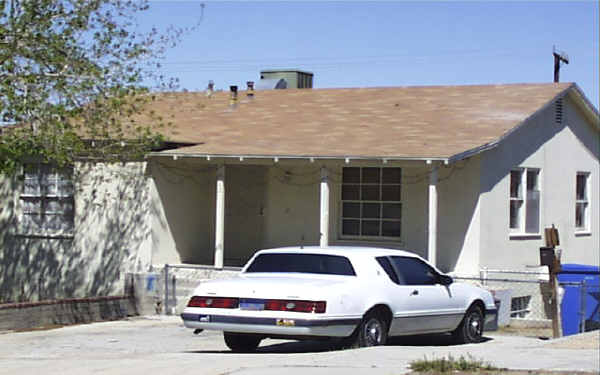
245 253 356 276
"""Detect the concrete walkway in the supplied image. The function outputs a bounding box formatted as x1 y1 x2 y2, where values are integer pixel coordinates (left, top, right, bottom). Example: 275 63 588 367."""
0 316 597 375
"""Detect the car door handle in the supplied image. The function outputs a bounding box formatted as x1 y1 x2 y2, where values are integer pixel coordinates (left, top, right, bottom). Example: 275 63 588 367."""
410 290 419 296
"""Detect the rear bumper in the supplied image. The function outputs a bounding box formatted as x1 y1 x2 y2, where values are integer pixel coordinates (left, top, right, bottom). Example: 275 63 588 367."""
181 313 359 337
484 308 499 331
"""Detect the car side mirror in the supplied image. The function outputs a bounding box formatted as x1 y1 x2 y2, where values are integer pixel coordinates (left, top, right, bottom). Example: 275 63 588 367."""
438 274 453 286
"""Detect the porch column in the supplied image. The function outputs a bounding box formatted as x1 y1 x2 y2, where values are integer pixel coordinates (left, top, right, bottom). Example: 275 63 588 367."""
214 165 225 269
428 164 438 267
320 166 329 247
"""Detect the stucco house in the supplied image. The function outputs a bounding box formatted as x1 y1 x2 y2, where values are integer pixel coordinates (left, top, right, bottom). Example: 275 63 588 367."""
1 80 598 303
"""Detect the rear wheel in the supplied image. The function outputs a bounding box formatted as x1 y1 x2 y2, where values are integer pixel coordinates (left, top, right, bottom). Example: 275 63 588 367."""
453 305 484 344
223 332 262 352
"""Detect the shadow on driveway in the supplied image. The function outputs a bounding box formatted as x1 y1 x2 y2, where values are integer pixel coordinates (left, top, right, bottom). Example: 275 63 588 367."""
183 334 494 354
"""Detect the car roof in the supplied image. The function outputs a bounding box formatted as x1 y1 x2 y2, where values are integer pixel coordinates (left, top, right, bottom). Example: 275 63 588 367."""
254 246 421 259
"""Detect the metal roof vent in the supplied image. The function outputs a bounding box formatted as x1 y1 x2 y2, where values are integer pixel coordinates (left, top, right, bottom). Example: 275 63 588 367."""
555 98 563 124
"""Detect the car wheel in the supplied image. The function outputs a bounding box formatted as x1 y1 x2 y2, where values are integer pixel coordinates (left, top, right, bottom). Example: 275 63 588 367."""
356 312 388 347
453 305 484 344
223 332 262 352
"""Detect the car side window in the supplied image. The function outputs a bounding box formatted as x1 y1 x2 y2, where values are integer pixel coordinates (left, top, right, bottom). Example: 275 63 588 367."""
389 256 438 285
375 256 401 284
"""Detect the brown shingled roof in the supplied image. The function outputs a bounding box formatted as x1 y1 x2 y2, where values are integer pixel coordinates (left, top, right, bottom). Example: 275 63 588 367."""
141 82 575 160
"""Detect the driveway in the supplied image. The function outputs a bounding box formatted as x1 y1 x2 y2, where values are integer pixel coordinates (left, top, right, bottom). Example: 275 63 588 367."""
0 316 597 375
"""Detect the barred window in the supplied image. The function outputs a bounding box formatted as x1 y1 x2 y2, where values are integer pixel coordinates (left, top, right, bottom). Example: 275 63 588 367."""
341 167 401 239
20 164 74 235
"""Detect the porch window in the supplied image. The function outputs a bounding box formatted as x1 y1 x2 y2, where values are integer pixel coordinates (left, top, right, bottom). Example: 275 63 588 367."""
575 172 590 231
341 167 401 239
20 163 74 235
509 168 540 234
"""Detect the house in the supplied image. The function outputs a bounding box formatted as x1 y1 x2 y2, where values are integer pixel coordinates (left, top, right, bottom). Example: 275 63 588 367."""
1 78 598 303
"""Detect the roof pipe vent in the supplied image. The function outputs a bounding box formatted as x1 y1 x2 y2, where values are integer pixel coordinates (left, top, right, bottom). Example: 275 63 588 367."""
246 81 255 99
206 80 214 98
229 85 238 109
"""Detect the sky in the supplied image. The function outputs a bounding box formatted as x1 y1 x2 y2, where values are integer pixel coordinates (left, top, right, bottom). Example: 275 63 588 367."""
142 1 600 106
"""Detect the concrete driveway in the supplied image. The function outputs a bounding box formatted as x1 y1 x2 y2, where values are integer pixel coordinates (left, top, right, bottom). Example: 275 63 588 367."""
0 316 597 375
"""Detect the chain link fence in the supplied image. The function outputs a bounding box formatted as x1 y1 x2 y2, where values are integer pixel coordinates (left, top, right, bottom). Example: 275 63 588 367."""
157 265 598 337
161 264 241 315
455 269 599 336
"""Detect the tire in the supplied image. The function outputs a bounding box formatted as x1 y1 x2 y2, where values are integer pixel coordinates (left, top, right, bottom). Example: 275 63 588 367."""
223 332 262 352
354 312 389 348
453 305 484 344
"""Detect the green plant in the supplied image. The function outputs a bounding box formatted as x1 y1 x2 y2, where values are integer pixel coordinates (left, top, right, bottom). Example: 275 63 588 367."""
409 354 501 373
0 0 203 175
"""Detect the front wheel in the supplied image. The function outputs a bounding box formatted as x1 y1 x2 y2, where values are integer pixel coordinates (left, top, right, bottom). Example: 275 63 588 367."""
355 312 388 347
453 305 484 344
223 332 262 352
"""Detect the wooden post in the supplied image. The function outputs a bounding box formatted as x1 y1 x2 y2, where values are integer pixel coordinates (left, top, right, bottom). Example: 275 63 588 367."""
544 226 562 338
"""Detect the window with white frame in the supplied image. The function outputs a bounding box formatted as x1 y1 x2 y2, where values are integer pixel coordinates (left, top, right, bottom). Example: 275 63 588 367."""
341 167 401 239
20 163 74 235
575 172 590 231
509 168 540 234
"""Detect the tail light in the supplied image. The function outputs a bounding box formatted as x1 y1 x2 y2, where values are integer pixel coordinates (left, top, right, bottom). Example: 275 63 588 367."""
187 296 239 309
265 299 326 314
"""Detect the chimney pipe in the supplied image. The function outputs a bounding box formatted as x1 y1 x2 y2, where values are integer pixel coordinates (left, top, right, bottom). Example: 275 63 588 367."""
229 85 238 108
206 80 214 97
246 81 255 99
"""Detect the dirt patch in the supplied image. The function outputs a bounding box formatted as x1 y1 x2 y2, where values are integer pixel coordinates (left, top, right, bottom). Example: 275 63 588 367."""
410 371 598 375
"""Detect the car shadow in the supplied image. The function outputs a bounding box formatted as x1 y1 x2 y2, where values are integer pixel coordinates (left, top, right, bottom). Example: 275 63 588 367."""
183 334 493 354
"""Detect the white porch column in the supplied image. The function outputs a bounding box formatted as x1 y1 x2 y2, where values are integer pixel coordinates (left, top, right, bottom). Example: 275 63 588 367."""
428 164 438 267
320 166 330 247
214 165 225 269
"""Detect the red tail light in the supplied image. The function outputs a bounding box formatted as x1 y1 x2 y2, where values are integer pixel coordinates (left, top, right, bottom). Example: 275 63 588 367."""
264 299 326 313
187 296 239 309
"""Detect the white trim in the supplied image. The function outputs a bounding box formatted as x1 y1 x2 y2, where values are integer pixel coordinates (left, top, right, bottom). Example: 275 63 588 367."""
428 165 438 267
320 167 330 247
214 165 225 269
575 171 591 233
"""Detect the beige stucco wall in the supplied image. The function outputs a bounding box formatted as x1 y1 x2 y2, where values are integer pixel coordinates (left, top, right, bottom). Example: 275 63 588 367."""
149 159 456 268
479 95 599 269
0 162 154 303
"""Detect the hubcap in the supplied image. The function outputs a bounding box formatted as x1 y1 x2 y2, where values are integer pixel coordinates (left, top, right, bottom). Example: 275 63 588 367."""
364 318 382 346
467 312 482 340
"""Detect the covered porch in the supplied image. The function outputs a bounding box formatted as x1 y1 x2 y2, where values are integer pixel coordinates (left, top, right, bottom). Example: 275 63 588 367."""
147 154 480 273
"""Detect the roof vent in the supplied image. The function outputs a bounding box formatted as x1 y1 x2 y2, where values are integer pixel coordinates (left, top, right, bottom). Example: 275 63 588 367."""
246 81 255 99
555 98 563 124
229 85 238 109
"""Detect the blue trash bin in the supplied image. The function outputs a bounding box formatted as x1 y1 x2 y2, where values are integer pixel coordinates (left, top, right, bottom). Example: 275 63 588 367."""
557 264 600 336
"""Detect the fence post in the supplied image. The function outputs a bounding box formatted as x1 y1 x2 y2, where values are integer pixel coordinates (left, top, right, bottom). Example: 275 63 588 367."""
580 280 587 333
164 264 169 315
171 273 177 315
479 267 488 286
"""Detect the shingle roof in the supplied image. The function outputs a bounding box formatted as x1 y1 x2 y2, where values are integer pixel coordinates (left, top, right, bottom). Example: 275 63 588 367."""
143 82 575 160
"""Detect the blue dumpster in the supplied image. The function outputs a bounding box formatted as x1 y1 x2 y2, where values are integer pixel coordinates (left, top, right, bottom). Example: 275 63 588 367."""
557 264 600 336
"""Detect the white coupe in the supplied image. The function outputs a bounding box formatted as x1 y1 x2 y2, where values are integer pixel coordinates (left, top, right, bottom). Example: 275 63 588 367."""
181 247 498 351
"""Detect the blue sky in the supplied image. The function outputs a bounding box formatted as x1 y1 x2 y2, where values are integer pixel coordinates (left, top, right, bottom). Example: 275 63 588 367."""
142 1 599 107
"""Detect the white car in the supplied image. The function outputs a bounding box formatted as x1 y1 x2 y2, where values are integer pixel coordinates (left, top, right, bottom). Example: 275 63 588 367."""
181 246 498 351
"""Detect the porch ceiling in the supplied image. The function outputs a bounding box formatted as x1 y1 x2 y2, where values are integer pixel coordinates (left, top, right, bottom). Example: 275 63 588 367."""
141 82 575 160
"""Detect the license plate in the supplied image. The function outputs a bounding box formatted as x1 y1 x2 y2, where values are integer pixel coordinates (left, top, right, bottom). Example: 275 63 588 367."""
239 298 264 311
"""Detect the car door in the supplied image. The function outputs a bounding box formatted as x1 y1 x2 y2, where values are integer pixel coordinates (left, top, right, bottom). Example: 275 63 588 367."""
385 256 463 335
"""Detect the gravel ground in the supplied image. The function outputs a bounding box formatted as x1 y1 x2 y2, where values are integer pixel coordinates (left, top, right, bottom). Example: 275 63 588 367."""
543 330 600 350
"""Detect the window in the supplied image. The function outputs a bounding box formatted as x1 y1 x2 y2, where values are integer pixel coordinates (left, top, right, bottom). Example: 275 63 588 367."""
20 164 74 235
389 256 438 285
509 168 540 234
510 296 531 318
375 256 399 284
576 172 590 231
245 253 356 276
341 167 401 239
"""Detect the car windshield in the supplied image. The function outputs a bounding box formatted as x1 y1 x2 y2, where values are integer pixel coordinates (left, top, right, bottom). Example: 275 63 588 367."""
245 253 356 276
